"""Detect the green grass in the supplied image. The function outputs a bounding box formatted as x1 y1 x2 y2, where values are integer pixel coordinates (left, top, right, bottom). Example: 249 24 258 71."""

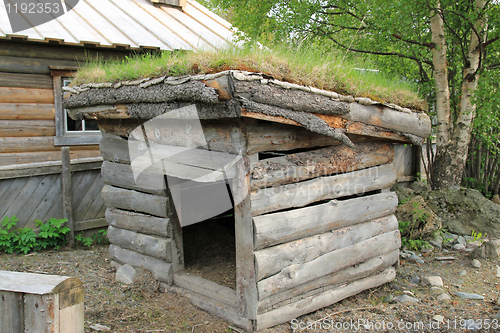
74 45 423 109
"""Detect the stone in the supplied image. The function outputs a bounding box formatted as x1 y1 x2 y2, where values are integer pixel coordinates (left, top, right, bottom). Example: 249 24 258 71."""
395 196 442 239
416 259 425 264
403 290 415 296
452 292 484 300
457 236 466 245
468 245 487 260
430 287 444 294
471 259 482 268
495 310 500 320
465 235 474 242
116 264 136 284
493 195 500 205
409 276 420 285
485 239 500 259
432 315 445 323
410 181 431 193
422 276 444 288
393 294 419 303
459 270 467 276
400 252 409 259
384 295 394 303
437 293 451 300
453 243 466 251
497 266 500 278
409 254 420 261
396 187 416 203
421 243 434 253
89 324 111 331
421 188 500 237
443 232 459 241
428 234 443 248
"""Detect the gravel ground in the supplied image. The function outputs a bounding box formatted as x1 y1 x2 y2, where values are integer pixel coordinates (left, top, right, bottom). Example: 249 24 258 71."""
1 243 500 332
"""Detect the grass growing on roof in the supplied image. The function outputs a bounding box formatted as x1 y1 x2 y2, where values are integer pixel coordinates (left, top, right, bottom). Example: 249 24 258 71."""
74 45 422 108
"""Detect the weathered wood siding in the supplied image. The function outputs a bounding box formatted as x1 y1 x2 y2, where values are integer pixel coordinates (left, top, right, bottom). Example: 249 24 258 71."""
0 165 106 231
393 143 417 183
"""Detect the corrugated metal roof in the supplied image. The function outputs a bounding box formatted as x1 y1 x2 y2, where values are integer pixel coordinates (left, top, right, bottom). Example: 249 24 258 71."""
0 0 235 51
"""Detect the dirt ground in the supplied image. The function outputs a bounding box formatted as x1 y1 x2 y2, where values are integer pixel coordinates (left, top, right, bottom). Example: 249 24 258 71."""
1 244 500 332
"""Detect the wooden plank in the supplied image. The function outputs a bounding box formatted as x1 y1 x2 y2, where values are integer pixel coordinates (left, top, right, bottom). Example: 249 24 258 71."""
59 303 84 333
101 160 166 196
108 226 172 261
250 141 395 190
257 231 400 299
0 177 29 218
106 208 171 238
0 120 55 136
0 137 98 154
73 171 105 222
70 171 95 215
0 178 14 199
0 55 78 75
253 192 398 249
258 250 399 312
58 285 84 309
251 164 397 216
82 192 106 222
62 147 75 247
174 272 237 305
0 87 54 104
24 294 59 333
255 215 398 281
101 185 169 217
0 291 24 333
0 72 53 89
0 103 54 120
1 176 43 222
164 283 251 331
256 268 396 331
0 150 102 166
14 174 58 225
109 244 173 284
27 175 63 224
74 218 107 232
233 156 258 321
0 271 82 294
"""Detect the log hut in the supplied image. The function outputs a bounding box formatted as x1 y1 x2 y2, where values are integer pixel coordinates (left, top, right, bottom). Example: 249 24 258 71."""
0 0 234 232
63 70 431 331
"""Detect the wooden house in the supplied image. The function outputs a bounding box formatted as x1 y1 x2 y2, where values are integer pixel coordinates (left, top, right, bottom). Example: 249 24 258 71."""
0 0 235 232
63 70 431 331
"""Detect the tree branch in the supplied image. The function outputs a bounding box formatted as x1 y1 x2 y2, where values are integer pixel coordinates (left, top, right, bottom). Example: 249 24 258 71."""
482 36 499 50
391 33 435 48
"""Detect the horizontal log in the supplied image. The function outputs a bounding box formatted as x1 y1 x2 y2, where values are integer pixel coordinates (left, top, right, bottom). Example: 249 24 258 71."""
106 208 170 238
0 55 78 75
109 244 173 284
256 268 396 331
258 250 399 312
257 230 400 299
0 137 98 153
250 141 394 190
0 72 53 89
0 120 55 136
101 185 169 217
0 103 55 120
173 272 237 306
97 118 145 138
0 87 54 104
255 215 398 281
107 226 172 261
101 160 166 196
253 191 398 249
251 164 397 216
74 218 107 232
0 150 101 166
100 133 131 164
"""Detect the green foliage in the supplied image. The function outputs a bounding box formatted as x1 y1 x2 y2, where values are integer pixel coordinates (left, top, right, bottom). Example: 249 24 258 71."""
75 233 93 247
471 230 484 243
0 216 69 254
75 229 108 247
398 201 431 251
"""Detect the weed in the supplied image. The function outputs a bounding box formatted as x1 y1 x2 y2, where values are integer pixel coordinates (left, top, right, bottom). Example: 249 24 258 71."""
75 229 108 247
471 230 485 242
398 201 431 251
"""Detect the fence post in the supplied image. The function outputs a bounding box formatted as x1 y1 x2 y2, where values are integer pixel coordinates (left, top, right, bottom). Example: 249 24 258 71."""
61 147 75 247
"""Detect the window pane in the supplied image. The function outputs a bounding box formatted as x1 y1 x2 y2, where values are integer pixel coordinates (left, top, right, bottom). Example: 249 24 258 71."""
85 119 99 131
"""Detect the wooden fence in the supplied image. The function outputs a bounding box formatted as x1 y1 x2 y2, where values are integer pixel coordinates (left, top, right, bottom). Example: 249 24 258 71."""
0 156 106 232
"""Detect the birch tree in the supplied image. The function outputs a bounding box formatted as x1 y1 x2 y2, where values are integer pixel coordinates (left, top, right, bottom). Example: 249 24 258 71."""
208 0 500 189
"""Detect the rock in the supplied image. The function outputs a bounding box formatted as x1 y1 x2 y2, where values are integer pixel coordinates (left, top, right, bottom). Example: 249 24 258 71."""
495 310 500 320
421 188 500 237
416 259 425 264
396 196 442 239
422 276 444 288
493 195 500 205
396 187 416 203
430 287 444 294
393 294 419 303
409 254 420 261
432 315 445 323
453 243 466 251
468 245 487 260
471 259 481 268
459 270 467 276
384 295 394 302
116 264 136 284
403 290 415 296
400 252 409 259
497 266 500 278
90 324 111 331
421 243 434 253
428 234 443 248
465 235 474 242
410 181 431 193
452 292 484 300
409 276 420 285
485 239 500 258
443 232 459 241
457 236 466 245
437 293 451 300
